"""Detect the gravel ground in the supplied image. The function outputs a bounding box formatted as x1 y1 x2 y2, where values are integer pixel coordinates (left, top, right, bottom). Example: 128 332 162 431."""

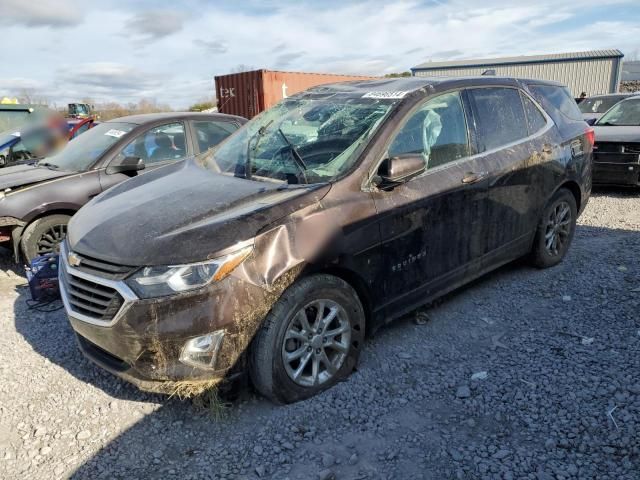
1 190 639 480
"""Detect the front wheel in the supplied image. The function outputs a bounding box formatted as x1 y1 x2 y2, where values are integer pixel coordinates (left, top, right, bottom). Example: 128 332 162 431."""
20 214 71 264
529 188 577 268
249 274 365 404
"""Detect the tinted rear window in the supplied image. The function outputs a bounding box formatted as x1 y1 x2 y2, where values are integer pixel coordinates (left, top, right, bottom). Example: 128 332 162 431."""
468 87 528 152
529 85 583 121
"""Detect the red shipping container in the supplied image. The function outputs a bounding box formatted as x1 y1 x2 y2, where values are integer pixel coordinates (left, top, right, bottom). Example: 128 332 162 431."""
215 70 377 119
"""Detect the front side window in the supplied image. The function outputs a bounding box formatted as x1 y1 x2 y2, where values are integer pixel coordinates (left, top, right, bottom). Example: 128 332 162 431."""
192 120 238 153
388 91 470 169
203 94 396 184
596 98 640 126
469 87 528 152
121 122 187 164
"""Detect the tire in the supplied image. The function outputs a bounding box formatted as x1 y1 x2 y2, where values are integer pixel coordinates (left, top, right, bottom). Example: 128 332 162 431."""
249 274 365 404
529 188 577 268
20 214 71 264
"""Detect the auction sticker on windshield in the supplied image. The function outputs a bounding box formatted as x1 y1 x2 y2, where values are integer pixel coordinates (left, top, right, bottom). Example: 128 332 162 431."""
104 129 127 138
362 91 408 99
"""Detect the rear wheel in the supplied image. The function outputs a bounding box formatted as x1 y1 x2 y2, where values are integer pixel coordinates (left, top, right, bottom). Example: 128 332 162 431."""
249 274 365 404
20 214 71 264
530 189 577 268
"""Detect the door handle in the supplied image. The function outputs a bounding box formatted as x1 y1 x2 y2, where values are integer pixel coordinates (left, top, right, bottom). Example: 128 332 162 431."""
461 171 487 184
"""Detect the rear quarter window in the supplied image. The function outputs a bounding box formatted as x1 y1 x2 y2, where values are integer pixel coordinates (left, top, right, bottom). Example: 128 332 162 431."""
520 92 548 134
529 85 583 122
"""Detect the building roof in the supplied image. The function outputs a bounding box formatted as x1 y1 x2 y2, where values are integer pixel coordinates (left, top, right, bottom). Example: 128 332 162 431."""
412 50 624 71
621 61 640 81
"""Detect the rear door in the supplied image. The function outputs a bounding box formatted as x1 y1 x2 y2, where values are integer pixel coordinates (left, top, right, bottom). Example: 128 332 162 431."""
370 90 492 308
466 86 552 264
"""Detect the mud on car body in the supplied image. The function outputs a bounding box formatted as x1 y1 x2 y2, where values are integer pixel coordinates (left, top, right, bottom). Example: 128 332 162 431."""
61 76 592 403
0 112 245 262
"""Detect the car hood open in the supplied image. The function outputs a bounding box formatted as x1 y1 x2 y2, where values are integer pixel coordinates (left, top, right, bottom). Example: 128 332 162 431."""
68 159 330 266
593 125 640 143
0 163 70 190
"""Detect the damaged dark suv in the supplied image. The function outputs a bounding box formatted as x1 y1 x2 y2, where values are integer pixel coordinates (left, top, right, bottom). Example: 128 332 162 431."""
61 77 592 403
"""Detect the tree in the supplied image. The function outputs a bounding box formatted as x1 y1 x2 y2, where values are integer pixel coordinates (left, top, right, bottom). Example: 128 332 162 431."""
189 99 217 112
384 72 412 78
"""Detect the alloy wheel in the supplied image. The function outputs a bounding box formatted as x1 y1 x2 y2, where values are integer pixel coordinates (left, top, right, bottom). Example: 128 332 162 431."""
281 299 351 387
36 224 67 256
544 200 571 256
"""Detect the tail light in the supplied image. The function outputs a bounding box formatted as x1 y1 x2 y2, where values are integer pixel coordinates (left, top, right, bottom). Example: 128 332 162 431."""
585 128 595 147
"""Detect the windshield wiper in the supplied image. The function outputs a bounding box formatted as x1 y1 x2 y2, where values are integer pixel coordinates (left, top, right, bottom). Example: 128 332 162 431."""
277 128 308 183
37 161 59 169
245 120 274 180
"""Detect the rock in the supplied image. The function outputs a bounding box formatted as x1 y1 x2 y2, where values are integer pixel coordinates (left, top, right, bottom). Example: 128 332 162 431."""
76 430 91 441
318 469 336 480
34 426 47 437
40 446 52 456
321 453 335 468
253 445 263 455
348 453 358 465
449 449 464 461
493 449 511 460
456 386 471 399
581 337 594 345
471 371 488 381
562 295 572 302
255 465 266 477
398 352 412 360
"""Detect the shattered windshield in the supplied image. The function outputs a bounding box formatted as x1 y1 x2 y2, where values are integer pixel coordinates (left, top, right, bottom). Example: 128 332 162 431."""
596 98 640 126
203 94 396 184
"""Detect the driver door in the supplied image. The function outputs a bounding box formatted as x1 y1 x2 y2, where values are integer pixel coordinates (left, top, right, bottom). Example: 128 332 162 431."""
370 91 492 310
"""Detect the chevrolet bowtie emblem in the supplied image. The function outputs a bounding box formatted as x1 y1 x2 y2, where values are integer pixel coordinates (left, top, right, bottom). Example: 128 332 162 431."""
68 252 82 267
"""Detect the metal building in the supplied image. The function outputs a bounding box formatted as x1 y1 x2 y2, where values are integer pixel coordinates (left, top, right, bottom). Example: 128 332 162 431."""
411 50 624 96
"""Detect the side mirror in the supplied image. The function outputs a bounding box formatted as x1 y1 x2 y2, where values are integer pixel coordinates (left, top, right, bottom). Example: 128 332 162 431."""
372 154 426 190
107 156 145 175
586 118 597 126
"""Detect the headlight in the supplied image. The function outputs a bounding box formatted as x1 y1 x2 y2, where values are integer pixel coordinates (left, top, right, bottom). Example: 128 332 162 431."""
127 245 252 298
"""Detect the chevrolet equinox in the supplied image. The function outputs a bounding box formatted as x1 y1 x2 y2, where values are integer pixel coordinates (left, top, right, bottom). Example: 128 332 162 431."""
60 77 592 403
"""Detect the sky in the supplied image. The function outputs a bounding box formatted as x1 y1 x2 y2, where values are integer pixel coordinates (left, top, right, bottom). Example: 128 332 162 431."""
1 0 639 109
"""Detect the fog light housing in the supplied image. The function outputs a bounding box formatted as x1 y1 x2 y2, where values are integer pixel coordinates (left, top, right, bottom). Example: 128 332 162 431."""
179 331 225 370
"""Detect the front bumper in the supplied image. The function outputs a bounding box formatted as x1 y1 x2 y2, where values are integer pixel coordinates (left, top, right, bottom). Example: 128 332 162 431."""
593 151 640 186
59 244 288 395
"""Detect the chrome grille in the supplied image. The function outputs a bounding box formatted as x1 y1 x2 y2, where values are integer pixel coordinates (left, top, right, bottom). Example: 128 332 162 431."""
70 251 136 280
59 242 138 327
61 269 123 320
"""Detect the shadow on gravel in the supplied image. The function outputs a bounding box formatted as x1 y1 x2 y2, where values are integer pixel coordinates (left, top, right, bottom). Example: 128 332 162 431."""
9 222 640 479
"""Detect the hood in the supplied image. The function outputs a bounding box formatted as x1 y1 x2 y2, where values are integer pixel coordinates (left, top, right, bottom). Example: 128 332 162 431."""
0 163 70 190
593 125 640 143
68 159 330 266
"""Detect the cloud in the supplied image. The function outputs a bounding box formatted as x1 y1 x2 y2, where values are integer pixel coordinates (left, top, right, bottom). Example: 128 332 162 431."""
194 39 228 54
56 63 162 98
125 10 185 39
274 51 306 68
0 0 83 28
